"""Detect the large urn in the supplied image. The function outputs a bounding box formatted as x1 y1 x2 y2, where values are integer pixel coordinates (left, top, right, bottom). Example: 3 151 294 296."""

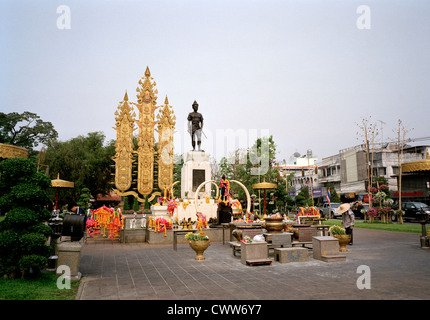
263 217 285 233
333 235 351 252
188 240 210 260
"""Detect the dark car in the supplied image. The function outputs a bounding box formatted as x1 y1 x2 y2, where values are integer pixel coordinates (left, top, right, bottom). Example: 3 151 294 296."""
352 203 369 219
393 202 430 222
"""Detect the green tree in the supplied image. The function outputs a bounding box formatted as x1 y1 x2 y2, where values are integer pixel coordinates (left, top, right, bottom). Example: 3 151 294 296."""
0 158 52 278
295 186 313 207
172 154 184 199
44 132 115 208
328 184 341 203
77 187 91 211
132 196 140 211
213 135 285 214
123 196 131 211
0 111 58 156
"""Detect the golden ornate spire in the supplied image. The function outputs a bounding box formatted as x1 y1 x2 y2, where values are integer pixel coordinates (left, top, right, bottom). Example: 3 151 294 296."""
156 95 176 189
112 90 136 192
112 67 175 202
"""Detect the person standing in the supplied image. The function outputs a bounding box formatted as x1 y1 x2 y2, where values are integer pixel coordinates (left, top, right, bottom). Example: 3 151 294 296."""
336 202 356 245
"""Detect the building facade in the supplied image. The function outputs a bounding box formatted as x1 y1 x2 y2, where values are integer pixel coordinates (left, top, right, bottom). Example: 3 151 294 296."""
281 144 430 205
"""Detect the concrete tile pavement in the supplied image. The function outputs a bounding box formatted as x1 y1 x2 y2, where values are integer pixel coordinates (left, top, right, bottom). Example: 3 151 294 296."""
77 228 430 300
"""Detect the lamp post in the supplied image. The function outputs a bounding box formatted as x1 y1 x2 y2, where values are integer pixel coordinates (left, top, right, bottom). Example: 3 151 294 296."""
47 212 63 270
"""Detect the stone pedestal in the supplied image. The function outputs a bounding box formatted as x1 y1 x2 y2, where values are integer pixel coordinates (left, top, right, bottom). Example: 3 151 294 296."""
150 205 169 219
312 236 346 262
264 232 293 248
274 247 309 263
240 242 269 265
56 241 83 281
181 151 212 200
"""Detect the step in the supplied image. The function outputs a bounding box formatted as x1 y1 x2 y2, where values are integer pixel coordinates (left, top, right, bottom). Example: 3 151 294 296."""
321 254 346 262
246 259 272 266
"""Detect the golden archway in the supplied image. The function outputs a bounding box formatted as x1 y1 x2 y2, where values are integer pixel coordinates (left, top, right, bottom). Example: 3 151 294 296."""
194 179 251 213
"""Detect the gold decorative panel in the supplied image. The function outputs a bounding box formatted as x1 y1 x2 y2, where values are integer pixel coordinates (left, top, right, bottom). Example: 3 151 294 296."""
112 92 136 192
112 67 175 202
135 67 158 196
156 96 176 189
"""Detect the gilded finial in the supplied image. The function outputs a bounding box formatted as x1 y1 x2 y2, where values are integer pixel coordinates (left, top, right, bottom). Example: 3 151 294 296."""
145 66 151 77
164 95 169 105
124 91 129 101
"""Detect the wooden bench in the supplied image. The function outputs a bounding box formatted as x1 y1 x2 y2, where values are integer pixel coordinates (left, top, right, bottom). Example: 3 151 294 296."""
229 241 242 256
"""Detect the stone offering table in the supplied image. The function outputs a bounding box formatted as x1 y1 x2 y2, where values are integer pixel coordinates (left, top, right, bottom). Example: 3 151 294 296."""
291 224 318 248
229 222 263 241
274 247 309 263
173 229 198 251
264 232 293 249
240 241 271 266
312 236 346 262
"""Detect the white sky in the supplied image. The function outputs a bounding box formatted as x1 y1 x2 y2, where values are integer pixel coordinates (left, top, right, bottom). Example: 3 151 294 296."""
1 0 429 163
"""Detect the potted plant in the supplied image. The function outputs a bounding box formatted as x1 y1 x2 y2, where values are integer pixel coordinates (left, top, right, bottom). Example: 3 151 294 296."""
185 231 210 260
329 225 350 252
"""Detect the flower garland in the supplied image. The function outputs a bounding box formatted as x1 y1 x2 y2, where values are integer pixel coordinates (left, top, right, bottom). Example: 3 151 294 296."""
87 206 124 240
231 200 242 214
167 199 177 216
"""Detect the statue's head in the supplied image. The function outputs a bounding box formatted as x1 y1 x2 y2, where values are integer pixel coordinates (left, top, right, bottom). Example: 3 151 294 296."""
192 100 198 111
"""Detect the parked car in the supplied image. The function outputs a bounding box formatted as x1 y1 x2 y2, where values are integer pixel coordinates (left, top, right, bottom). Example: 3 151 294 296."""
320 203 341 218
393 202 430 222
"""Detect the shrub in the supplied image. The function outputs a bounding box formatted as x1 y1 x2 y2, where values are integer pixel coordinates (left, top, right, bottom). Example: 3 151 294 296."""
0 158 52 278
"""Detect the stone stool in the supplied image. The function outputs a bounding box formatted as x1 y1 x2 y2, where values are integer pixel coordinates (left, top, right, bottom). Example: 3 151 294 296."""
312 236 346 262
241 242 271 266
274 247 309 263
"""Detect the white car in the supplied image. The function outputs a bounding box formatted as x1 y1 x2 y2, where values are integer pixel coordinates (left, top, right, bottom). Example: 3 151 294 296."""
320 203 342 218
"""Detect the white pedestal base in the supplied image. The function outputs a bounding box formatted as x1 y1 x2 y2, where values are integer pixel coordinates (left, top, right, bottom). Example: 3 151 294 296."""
181 151 212 200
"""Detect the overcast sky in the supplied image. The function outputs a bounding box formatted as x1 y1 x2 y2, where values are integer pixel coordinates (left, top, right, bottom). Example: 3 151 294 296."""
1 0 429 164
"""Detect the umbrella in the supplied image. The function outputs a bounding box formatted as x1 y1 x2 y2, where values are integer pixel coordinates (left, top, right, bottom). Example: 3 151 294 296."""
252 179 277 216
51 173 74 210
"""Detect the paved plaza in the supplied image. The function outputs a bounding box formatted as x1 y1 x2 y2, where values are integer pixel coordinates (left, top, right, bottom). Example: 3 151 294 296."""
77 228 430 300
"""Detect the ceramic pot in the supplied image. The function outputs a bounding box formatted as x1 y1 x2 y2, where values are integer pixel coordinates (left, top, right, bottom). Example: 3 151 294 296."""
188 240 210 260
263 217 285 233
333 234 351 252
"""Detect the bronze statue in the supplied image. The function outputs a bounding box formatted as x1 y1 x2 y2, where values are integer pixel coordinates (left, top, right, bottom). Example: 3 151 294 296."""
187 100 204 151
